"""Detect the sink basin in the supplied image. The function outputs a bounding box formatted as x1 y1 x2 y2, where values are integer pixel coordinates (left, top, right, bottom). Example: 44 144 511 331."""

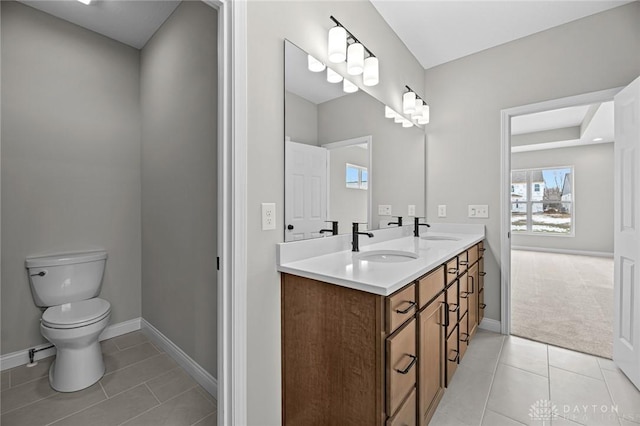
421 235 461 241
354 250 419 263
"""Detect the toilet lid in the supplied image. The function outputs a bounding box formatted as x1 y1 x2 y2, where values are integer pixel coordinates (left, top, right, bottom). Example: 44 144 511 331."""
42 298 111 329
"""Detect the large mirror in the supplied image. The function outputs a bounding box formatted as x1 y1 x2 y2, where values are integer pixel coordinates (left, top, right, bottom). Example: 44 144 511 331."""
284 40 425 241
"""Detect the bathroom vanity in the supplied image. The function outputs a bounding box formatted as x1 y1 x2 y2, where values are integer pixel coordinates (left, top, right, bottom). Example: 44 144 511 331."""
278 225 485 425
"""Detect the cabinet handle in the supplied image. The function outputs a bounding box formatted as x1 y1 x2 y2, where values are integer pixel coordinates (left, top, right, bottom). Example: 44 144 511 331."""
395 300 416 314
448 350 459 363
479 248 486 252
480 303 487 309
460 333 470 343
395 354 417 375
448 303 459 313
442 302 450 327
448 268 458 275
459 261 469 266
469 276 474 293
460 292 469 299
479 272 487 277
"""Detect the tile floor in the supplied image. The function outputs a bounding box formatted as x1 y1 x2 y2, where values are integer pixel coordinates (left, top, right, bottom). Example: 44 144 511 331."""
0 331 217 426
431 329 640 426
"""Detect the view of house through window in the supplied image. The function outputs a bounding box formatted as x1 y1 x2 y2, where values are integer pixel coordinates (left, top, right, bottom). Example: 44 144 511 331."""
511 167 573 234
346 163 368 190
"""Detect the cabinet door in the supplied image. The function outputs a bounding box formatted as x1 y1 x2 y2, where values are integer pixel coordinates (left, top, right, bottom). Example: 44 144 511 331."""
468 263 479 338
417 293 445 425
386 388 416 426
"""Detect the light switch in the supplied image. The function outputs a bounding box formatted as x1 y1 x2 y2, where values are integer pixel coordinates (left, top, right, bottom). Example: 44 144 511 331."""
438 205 447 218
408 205 416 216
378 205 392 216
262 203 276 230
468 204 489 218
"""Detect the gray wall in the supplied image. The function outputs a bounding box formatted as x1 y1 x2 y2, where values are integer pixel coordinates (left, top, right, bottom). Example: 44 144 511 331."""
140 1 218 376
246 1 425 423
319 90 426 225
328 145 369 235
1 1 142 354
511 144 614 254
285 91 318 145
424 2 640 322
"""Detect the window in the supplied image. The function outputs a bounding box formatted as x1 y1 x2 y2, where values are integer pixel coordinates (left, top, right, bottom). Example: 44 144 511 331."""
346 163 368 190
511 167 573 235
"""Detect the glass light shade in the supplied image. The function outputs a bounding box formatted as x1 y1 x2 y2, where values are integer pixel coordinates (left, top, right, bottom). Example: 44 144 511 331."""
326 68 343 83
417 105 430 124
403 91 416 114
363 56 379 86
394 114 403 123
307 55 325 72
347 43 365 75
402 119 414 128
384 106 396 118
328 26 347 63
412 100 423 119
343 79 358 93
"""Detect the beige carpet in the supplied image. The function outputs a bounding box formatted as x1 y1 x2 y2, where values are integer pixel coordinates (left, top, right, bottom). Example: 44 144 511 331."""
511 250 614 359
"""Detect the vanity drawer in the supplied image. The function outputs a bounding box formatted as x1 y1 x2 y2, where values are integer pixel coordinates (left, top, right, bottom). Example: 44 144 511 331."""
459 312 469 360
387 319 417 417
386 387 416 426
387 284 416 334
458 251 469 275
445 325 459 386
418 266 445 308
445 282 458 338
468 245 479 267
445 258 458 285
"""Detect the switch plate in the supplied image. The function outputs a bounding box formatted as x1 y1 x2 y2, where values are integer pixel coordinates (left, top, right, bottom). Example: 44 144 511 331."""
261 203 276 230
468 204 489 218
408 205 416 216
378 205 392 216
438 205 447 218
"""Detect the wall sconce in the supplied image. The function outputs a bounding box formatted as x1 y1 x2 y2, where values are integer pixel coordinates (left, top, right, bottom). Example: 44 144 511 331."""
404 86 430 125
328 16 379 86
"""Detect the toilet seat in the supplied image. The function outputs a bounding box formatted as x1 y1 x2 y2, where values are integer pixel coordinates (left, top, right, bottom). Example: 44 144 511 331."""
42 298 111 329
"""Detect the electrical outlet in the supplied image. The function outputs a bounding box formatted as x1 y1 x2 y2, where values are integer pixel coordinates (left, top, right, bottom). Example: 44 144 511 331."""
408 205 416 216
468 204 489 218
378 205 392 216
262 203 276 230
438 205 447 218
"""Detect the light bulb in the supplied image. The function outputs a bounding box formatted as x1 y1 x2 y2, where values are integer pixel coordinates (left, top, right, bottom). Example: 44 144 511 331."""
403 91 416 114
326 68 343 84
347 43 364 75
343 79 358 93
328 26 347 63
363 56 379 86
307 55 325 72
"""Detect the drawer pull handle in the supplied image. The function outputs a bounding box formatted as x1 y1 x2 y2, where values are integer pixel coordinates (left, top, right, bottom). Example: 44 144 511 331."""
395 300 416 314
442 302 450 327
480 303 487 309
448 350 459 363
395 354 417 375
479 248 486 252
460 333 470 343
448 268 458 274
468 276 475 293
479 272 487 276
460 292 469 299
448 304 459 313
459 261 469 266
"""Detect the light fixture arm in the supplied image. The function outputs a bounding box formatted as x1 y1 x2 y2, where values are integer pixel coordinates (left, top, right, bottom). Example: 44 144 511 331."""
329 16 376 59
405 85 427 105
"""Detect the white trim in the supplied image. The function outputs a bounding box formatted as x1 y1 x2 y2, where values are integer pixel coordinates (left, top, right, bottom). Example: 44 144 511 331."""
511 138 613 153
478 318 502 333
500 87 623 338
511 246 613 258
141 318 218 398
0 317 142 371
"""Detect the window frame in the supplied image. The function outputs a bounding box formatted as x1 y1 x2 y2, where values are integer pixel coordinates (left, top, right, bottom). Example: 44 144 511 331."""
345 163 368 190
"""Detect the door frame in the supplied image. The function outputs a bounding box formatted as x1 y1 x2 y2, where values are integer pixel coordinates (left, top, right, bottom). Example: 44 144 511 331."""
499 87 622 335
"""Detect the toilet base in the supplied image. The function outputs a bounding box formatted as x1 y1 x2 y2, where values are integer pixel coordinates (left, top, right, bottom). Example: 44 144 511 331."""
48 341 105 392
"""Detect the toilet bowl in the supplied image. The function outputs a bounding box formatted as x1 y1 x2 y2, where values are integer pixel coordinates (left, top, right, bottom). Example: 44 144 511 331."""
40 298 111 392
26 251 110 392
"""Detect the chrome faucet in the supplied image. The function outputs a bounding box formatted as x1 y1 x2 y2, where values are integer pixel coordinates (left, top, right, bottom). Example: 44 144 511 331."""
388 216 403 227
352 222 374 252
319 221 339 236
414 217 430 237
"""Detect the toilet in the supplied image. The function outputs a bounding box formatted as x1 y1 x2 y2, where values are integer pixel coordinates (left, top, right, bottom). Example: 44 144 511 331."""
25 251 111 392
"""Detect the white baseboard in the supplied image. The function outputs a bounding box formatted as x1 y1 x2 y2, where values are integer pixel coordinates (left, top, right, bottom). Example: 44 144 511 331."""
0 317 142 371
141 318 218 399
511 246 613 258
479 318 502 333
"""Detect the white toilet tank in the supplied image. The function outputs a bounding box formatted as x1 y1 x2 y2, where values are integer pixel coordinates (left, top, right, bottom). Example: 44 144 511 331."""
25 251 108 307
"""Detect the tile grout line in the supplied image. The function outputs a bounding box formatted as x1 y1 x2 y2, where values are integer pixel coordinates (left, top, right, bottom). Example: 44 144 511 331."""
599 364 627 424
145 382 162 405
190 411 217 426
103 351 165 380
478 335 507 425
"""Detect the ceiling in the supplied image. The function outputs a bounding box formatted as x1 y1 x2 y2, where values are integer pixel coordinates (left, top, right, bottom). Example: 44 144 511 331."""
17 0 180 49
371 0 633 70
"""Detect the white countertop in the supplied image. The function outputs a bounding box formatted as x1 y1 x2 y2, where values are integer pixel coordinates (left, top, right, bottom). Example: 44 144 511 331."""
277 224 485 296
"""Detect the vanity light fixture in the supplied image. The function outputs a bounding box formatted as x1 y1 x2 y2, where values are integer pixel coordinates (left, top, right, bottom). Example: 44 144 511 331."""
343 79 358 93
327 68 343 84
328 16 379 86
404 86 430 125
384 106 396 119
402 119 414 128
307 55 326 72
